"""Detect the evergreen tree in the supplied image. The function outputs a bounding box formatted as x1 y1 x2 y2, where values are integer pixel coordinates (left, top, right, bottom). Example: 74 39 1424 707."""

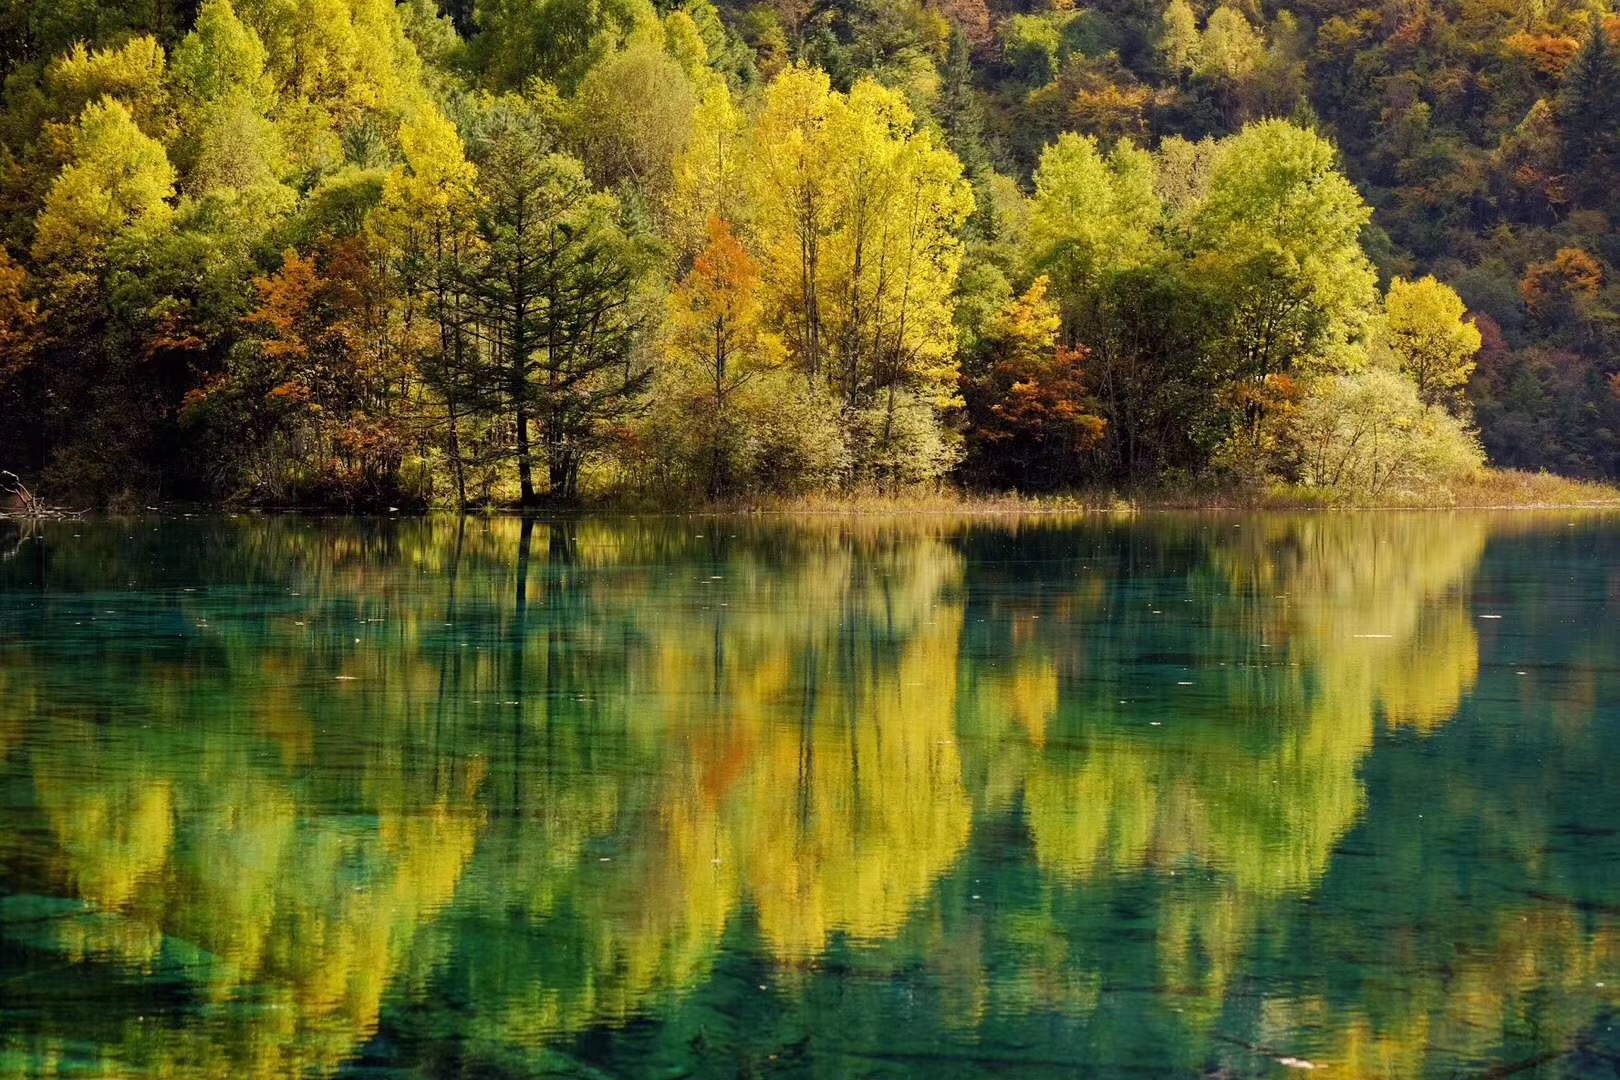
468 108 651 503
1561 15 1620 201
937 28 988 179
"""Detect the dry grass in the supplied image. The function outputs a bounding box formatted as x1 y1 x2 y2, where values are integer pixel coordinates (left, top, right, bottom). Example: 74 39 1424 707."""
694 489 1132 515
667 469 1620 516
1421 469 1620 508
1257 470 1620 510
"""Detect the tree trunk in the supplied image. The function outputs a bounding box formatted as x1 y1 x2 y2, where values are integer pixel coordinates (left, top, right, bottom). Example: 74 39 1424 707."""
712 317 728 499
447 400 467 507
516 407 537 505
549 450 580 504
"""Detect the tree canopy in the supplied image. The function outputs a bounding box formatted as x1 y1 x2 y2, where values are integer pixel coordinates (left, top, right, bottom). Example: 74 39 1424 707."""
1 0 1614 504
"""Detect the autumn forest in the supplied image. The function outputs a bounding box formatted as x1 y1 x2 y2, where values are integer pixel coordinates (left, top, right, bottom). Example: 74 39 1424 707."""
0 0 1617 506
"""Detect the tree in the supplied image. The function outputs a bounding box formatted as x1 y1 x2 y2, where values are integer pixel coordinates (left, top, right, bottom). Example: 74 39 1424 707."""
170 0 285 199
1026 133 1161 335
189 244 413 504
1160 0 1201 80
750 70 973 486
1292 368 1483 497
821 80 972 480
0 248 43 472
468 118 652 503
1520 247 1604 324
0 247 40 378
1191 118 1377 462
665 216 783 497
472 0 658 92
170 0 273 110
43 36 171 136
243 248 361 412
33 97 174 270
1381 276 1482 412
1199 6 1264 83
938 27 990 178
28 97 178 503
1081 264 1229 479
929 0 991 53
570 30 697 201
751 67 836 385
1000 14 1063 87
669 74 746 265
377 104 481 505
1561 14 1620 198
963 276 1107 489
1154 135 1217 217
229 0 426 174
7 0 186 80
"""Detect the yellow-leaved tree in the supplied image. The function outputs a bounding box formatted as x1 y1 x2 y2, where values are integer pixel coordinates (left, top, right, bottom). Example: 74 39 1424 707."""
749 68 974 488
663 215 786 496
32 97 175 273
1381 274 1483 413
668 66 746 265
374 103 482 503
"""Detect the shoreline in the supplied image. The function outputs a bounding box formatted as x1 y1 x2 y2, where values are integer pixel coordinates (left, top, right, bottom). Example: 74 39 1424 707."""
8 473 1620 519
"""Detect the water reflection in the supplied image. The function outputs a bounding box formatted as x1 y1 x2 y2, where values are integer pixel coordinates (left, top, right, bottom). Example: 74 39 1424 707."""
0 513 1617 1076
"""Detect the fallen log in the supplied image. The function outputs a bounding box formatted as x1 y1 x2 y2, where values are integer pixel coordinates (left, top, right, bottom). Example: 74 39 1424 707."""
0 470 86 519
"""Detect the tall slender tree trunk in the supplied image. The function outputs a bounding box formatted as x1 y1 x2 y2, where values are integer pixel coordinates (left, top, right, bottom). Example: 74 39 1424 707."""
711 316 728 499
516 407 536 505
800 186 821 385
447 399 467 507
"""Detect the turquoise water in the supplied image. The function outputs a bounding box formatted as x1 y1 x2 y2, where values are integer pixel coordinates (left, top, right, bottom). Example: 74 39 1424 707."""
1 513 1618 1077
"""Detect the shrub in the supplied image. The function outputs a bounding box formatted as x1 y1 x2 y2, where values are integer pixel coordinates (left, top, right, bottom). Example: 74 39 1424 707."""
1291 367 1483 497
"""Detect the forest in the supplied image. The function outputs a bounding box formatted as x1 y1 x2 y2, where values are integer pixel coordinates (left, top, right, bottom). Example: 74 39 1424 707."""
0 0 1615 506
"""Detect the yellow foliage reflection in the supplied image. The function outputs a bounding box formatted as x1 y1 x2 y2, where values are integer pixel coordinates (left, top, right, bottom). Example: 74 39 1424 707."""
1 512 1613 1079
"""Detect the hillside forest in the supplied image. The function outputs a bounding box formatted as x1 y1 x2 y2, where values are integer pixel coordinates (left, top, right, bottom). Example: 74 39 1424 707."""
0 0 1616 506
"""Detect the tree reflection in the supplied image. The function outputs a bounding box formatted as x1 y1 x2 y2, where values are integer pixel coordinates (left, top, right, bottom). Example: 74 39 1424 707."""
0 513 1616 1076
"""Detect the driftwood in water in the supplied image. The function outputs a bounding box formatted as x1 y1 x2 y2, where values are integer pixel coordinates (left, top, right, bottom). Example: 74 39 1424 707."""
0 470 85 518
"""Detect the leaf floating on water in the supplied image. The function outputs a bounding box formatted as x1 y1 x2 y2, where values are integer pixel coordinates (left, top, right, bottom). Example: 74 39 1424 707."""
334 675 357 681
1275 1057 1319 1070
1479 614 1503 619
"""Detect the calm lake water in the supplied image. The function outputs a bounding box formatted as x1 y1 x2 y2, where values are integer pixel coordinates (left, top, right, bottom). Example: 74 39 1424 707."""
1 513 1619 1078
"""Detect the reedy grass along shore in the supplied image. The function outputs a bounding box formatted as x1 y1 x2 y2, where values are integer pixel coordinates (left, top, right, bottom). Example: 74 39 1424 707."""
663 469 1620 516
5 469 1618 519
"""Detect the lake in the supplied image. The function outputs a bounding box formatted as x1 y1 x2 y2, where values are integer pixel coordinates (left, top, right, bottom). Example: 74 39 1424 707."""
1 512 1618 1077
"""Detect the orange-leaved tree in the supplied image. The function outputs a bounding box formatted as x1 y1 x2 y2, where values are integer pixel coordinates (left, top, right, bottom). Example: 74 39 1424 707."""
964 277 1106 490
